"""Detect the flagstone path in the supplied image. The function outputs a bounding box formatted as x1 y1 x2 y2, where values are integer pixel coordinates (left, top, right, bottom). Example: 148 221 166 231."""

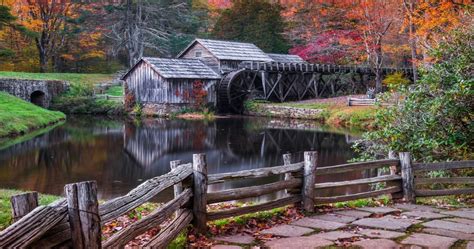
211 204 474 249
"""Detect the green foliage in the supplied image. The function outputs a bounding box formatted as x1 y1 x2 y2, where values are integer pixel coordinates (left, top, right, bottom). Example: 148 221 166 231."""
359 28 473 162
51 96 124 115
331 195 391 208
133 103 143 117
0 6 16 29
168 230 188 249
383 72 410 91
0 92 65 137
106 85 124 96
212 0 290 53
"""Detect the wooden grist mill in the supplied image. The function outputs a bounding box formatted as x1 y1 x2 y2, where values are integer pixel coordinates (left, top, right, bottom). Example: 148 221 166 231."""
122 38 413 114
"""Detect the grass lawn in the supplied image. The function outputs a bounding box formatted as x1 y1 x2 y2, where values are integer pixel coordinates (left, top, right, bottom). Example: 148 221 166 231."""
106 85 124 96
0 189 60 230
0 92 65 137
0 71 113 87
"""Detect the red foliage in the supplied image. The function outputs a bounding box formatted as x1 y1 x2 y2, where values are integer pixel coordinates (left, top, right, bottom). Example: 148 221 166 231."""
290 30 364 64
191 80 208 111
174 80 208 111
124 83 136 111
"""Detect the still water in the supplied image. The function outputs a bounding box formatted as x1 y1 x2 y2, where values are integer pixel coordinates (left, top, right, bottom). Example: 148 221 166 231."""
0 116 365 201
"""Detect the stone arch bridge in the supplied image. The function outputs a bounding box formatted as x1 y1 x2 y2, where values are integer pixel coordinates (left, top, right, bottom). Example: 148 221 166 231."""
0 79 68 108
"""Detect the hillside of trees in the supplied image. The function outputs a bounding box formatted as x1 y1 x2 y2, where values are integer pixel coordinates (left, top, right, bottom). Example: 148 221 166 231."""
0 0 471 80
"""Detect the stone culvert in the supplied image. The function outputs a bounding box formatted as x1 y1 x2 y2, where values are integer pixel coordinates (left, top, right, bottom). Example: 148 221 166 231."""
0 79 69 108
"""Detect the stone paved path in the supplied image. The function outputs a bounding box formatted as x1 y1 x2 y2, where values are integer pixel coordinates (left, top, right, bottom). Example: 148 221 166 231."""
210 204 474 249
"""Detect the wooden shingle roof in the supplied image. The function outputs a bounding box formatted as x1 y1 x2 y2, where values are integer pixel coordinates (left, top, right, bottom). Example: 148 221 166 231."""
178 39 273 62
266 53 306 63
122 57 221 80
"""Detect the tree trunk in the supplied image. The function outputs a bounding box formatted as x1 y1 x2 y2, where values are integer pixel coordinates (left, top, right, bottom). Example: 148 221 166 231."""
374 44 383 93
406 0 418 83
39 50 47 73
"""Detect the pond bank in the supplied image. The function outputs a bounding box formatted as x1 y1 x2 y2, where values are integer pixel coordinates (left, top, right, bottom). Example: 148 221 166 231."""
0 92 65 138
244 95 378 131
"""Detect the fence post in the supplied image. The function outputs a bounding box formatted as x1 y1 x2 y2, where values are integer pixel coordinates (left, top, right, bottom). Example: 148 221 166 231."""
65 181 101 249
283 153 293 181
399 152 415 203
192 154 208 233
10 192 38 223
303 151 318 212
171 160 183 215
388 150 398 175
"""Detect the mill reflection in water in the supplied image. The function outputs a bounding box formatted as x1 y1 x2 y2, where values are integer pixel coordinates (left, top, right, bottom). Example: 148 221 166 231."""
0 116 366 202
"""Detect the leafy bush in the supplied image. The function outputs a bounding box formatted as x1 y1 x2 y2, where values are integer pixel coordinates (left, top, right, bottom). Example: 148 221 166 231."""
383 72 410 91
358 27 473 162
51 96 124 115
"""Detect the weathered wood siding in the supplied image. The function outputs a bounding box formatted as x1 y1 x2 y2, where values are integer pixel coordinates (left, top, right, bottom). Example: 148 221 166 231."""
220 60 243 72
180 43 220 73
125 61 217 104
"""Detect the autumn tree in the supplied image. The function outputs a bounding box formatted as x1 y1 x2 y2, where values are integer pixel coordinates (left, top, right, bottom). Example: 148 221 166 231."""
0 5 16 58
353 0 400 92
401 0 470 68
212 0 290 53
17 0 78 72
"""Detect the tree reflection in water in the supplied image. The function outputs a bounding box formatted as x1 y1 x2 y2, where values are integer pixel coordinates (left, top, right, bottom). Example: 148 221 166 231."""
0 116 368 202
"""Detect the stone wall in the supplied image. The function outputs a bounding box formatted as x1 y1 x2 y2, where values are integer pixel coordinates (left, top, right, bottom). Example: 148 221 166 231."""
142 103 186 117
0 79 68 108
245 104 325 120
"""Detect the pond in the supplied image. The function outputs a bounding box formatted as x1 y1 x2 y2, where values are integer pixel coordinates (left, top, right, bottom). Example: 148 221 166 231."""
0 116 367 202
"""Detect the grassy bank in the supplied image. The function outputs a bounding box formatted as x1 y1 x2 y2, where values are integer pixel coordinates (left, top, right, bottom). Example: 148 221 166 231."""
0 92 66 137
0 71 113 88
245 98 378 131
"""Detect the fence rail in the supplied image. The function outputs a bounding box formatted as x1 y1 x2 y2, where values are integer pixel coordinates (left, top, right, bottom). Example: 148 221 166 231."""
0 152 472 248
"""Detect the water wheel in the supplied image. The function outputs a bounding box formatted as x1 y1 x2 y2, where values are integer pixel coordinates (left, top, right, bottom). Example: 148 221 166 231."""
217 69 260 113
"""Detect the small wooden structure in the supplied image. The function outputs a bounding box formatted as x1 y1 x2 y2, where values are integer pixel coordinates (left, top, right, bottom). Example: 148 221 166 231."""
121 57 221 112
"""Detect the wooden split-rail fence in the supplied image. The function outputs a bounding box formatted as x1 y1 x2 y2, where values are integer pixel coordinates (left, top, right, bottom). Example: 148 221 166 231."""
0 152 472 248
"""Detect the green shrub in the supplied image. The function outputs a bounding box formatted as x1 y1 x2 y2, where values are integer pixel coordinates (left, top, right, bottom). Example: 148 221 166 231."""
383 72 410 91
51 96 124 115
358 27 473 162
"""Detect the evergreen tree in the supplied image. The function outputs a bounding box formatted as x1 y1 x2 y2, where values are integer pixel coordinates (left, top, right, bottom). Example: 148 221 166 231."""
0 6 18 58
212 0 290 53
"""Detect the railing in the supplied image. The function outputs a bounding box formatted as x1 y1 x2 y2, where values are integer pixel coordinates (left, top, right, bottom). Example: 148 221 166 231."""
94 94 124 103
0 152 472 248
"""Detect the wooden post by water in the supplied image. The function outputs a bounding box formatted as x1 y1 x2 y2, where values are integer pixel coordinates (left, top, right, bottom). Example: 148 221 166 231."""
65 181 101 249
399 152 415 203
303 151 318 212
171 160 184 215
192 154 208 233
283 153 293 181
10 192 38 223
